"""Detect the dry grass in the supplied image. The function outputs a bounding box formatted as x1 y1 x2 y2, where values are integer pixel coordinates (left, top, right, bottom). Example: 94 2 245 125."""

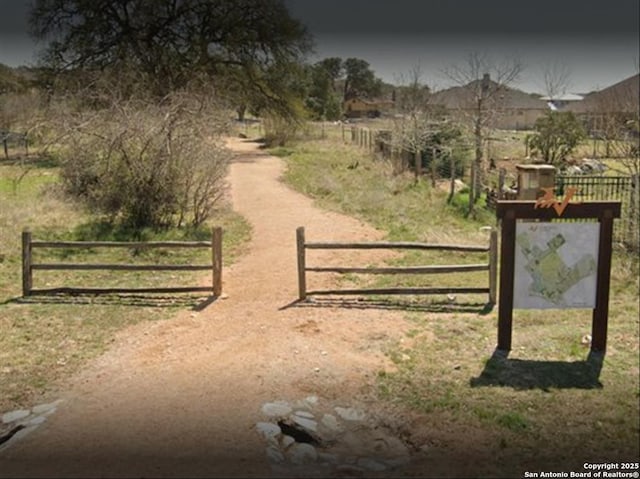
273 134 640 477
0 157 251 413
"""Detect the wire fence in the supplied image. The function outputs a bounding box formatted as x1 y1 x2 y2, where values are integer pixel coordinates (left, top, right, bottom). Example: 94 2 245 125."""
556 174 638 250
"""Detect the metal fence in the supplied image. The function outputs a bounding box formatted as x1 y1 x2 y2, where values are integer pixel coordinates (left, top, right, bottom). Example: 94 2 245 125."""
556 175 639 250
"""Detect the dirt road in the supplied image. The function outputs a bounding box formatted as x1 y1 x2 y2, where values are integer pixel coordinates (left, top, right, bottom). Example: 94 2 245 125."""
0 138 415 477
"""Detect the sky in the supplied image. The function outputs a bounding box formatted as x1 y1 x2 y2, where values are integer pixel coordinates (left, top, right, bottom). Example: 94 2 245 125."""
1 0 638 94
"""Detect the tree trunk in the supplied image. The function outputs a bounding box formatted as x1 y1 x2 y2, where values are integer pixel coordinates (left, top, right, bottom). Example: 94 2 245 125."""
236 105 246 122
474 111 483 204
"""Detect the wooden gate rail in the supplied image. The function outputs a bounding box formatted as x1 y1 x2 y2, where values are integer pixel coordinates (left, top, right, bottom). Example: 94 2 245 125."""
22 227 222 296
296 227 497 302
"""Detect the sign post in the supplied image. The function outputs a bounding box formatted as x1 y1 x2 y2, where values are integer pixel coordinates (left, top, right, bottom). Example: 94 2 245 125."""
496 198 621 353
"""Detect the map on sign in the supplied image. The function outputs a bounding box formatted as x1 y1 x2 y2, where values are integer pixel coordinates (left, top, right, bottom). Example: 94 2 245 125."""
513 222 599 309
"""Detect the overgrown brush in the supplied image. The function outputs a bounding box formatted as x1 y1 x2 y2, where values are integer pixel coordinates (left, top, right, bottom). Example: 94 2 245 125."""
54 90 231 229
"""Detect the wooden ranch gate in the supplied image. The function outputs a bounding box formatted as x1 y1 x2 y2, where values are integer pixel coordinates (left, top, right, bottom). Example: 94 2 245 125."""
22 227 222 296
296 227 497 303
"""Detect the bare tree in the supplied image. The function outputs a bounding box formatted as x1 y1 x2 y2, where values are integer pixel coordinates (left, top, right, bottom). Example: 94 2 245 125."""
442 52 522 215
53 85 231 229
591 75 639 175
390 66 466 197
390 66 433 175
540 60 572 100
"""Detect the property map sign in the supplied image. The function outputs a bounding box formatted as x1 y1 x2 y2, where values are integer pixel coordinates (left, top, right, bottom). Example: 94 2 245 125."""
514 222 599 309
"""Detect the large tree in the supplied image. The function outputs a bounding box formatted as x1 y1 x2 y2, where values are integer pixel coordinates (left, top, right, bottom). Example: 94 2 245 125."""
29 0 312 116
343 58 382 101
305 58 344 120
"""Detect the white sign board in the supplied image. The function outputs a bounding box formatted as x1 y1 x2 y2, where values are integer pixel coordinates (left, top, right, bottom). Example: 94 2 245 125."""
514 222 599 309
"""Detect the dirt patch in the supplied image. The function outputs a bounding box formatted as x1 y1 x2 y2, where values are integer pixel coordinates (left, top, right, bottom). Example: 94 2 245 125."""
0 138 419 478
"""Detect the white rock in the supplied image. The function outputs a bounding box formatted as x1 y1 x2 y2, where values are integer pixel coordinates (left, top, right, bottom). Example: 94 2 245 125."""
335 407 366 421
2 410 31 424
304 395 318 406
294 396 319 410
261 401 292 417
320 414 341 432
293 410 314 419
292 415 318 432
281 434 295 449
256 422 281 442
288 443 317 465
357 457 387 471
25 416 46 426
265 445 285 464
31 400 63 416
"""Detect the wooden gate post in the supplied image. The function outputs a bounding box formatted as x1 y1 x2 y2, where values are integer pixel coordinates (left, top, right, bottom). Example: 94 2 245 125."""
415 150 422 180
22 230 32 296
212 227 223 296
296 227 307 300
489 227 498 304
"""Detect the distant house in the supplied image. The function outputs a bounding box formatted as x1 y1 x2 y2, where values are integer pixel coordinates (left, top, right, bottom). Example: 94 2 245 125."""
567 74 640 135
430 73 548 130
343 97 395 119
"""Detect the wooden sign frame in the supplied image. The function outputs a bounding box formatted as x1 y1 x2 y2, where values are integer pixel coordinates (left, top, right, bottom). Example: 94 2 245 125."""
495 201 621 352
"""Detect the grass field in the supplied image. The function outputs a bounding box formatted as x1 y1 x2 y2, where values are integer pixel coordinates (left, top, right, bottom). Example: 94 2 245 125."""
0 156 251 413
272 135 640 476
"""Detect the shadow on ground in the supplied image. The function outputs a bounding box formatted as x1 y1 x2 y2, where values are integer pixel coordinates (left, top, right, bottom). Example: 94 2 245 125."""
6 293 217 311
281 297 494 314
470 349 604 390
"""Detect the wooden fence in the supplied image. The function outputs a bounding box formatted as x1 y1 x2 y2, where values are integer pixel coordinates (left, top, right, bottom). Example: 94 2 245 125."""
21 227 223 296
296 226 497 303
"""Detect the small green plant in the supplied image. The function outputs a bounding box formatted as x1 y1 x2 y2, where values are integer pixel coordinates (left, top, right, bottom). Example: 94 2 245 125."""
497 412 529 431
528 111 586 165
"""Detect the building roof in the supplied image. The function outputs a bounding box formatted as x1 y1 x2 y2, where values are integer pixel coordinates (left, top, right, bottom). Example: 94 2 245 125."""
430 75 548 110
567 74 639 114
539 93 584 101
